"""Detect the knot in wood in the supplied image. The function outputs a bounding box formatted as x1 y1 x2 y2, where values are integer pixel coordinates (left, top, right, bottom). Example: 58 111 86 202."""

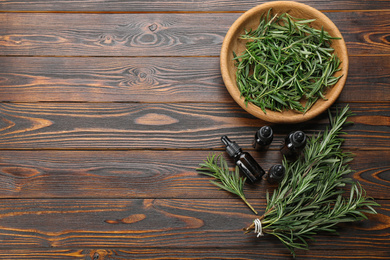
148 23 158 32
89 249 109 260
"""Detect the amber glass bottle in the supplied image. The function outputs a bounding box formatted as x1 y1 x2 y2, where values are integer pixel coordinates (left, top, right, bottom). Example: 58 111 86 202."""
280 131 307 160
221 135 265 183
265 164 285 184
252 126 273 151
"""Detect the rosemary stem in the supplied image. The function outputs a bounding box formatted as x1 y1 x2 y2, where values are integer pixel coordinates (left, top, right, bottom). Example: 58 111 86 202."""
241 196 258 215
197 154 257 214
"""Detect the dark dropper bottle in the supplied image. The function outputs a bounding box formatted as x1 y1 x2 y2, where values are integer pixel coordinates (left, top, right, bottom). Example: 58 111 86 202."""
280 131 307 160
221 135 265 183
265 164 285 184
252 126 273 151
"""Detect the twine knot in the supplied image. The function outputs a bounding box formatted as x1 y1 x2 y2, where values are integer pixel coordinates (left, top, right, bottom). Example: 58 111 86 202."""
254 218 264 237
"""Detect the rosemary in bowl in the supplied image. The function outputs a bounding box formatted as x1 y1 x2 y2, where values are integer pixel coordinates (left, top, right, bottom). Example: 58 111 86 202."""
220 1 348 123
235 10 342 113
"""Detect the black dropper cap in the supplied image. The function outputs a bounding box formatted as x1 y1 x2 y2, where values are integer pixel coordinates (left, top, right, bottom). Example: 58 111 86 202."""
221 135 242 157
253 126 273 149
259 126 273 142
267 164 285 184
291 131 306 148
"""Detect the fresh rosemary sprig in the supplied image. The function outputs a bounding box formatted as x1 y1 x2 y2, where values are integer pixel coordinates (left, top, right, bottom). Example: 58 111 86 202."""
244 105 380 256
234 9 342 113
197 154 258 214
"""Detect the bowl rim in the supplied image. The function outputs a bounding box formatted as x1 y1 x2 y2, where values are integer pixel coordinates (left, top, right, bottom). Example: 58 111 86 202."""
220 1 349 124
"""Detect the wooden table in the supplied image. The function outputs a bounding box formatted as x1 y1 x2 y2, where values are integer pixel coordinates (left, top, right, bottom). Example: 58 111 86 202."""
0 1 389 259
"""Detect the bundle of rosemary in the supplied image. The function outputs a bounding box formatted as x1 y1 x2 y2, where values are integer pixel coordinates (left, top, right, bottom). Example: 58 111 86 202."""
234 9 342 113
197 106 379 256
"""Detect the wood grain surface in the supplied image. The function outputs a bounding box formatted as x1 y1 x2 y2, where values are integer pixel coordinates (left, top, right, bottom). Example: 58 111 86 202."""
0 150 388 199
0 102 388 149
0 198 388 248
0 0 389 259
0 12 389 56
0 0 390 12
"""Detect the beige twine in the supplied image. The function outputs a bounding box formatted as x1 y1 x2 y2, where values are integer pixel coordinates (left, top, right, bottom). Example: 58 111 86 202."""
254 218 264 237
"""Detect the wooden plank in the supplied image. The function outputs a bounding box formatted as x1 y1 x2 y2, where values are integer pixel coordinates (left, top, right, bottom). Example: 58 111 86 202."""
0 12 389 56
1 248 389 259
0 150 388 199
0 102 388 149
340 56 390 102
0 57 227 102
0 56 388 102
0 13 233 57
1 0 390 12
328 11 390 55
0 198 387 250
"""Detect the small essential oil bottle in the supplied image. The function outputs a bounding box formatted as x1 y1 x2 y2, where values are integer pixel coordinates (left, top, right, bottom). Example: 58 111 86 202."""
280 131 307 160
265 164 285 184
221 135 265 183
252 126 273 151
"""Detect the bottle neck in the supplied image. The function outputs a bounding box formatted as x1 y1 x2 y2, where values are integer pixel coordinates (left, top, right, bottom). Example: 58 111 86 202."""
221 135 242 157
